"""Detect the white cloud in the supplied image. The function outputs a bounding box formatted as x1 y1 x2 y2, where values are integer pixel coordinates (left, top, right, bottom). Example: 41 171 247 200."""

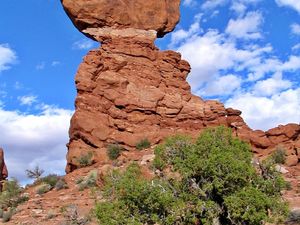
0 105 73 184
0 44 16 73
198 74 242 96
225 11 263 39
275 0 300 14
176 30 271 91
226 88 300 130
51 61 61 66
201 0 227 10
292 43 300 51
252 72 292 96
183 0 197 7
72 39 95 50
18 95 38 106
169 15 202 47
291 23 300 35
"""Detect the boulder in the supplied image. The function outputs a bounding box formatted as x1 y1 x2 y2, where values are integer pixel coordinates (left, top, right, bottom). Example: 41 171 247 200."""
61 0 180 40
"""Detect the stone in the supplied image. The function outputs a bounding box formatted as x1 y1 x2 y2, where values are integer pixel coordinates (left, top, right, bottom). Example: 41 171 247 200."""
286 155 299 167
0 147 8 192
275 165 289 174
61 0 300 173
61 0 181 39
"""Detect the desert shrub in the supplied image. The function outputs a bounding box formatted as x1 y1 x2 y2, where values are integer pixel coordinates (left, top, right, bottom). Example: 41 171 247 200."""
77 170 98 191
26 165 44 180
2 209 13 223
55 178 68 190
38 174 60 188
36 183 52 195
76 152 93 168
135 138 151 150
107 144 123 160
95 126 288 225
271 146 286 164
0 179 28 209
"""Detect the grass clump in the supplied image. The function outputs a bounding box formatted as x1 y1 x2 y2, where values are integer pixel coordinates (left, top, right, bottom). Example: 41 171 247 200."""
2 209 13 223
77 170 98 191
271 146 286 164
95 126 289 225
36 183 52 195
54 178 68 190
135 138 151 150
0 179 28 209
76 152 94 168
107 144 123 160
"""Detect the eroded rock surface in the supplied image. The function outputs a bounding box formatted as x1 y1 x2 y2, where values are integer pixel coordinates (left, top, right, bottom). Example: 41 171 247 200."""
61 0 180 39
61 0 300 173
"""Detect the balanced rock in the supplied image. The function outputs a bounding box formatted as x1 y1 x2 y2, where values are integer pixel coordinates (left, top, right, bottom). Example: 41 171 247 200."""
61 0 300 173
61 0 180 40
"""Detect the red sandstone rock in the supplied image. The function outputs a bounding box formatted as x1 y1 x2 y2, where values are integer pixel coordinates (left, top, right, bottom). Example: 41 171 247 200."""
61 0 180 39
286 155 299 167
61 0 300 173
0 148 8 192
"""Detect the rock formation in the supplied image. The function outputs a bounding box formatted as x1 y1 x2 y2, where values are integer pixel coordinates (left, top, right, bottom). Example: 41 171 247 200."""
61 0 300 173
0 147 8 192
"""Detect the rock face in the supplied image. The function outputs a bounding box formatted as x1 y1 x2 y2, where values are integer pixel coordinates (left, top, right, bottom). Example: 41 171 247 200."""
61 0 300 173
61 0 180 39
0 147 8 192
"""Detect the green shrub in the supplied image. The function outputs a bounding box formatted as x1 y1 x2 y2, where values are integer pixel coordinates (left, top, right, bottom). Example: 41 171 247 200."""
271 146 286 164
2 209 13 223
54 178 68 190
77 170 98 191
95 126 288 225
76 152 93 168
0 179 27 209
107 144 123 160
39 174 60 188
135 138 151 150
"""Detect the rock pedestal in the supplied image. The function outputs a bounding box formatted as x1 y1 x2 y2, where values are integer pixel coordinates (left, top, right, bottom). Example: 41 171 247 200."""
61 0 300 173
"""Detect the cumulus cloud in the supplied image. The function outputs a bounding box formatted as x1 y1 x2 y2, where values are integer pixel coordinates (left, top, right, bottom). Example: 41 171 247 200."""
171 9 300 131
252 72 292 96
72 39 96 50
226 88 300 130
198 74 242 96
0 105 73 184
183 0 197 7
169 15 202 47
18 95 38 106
275 0 300 14
0 44 16 72
225 11 263 39
291 23 300 35
201 0 227 10
176 30 271 91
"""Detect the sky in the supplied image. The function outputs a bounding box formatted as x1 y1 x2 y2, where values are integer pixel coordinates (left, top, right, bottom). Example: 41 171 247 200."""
0 0 299 184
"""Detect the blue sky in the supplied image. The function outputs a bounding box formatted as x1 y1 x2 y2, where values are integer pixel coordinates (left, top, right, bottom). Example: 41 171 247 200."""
0 0 299 183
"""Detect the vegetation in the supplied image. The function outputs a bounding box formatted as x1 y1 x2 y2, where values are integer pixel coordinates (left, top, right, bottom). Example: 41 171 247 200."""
76 152 94 168
33 174 67 193
26 165 44 180
76 170 98 191
0 179 28 222
270 146 286 164
95 126 288 225
36 183 52 195
0 179 28 209
135 138 151 150
107 144 123 160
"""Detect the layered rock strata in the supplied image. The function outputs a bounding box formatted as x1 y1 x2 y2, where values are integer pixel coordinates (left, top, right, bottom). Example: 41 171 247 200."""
61 0 300 173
